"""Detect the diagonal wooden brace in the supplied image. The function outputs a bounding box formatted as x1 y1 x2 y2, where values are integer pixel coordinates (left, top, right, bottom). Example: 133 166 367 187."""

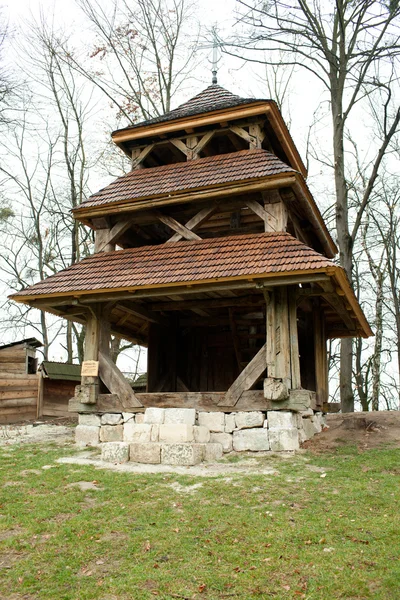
220 343 267 407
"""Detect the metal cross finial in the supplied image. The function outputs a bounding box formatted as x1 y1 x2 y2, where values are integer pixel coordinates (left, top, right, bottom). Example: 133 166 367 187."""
211 25 220 85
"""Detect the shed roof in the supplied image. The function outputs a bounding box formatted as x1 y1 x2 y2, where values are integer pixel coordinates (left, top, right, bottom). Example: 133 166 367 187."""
40 361 81 381
0 338 42 350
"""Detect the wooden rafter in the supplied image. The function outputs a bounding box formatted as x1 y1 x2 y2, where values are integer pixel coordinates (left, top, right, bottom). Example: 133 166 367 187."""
95 217 136 253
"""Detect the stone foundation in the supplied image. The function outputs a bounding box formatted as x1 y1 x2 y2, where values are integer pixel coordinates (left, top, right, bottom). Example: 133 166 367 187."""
76 407 326 465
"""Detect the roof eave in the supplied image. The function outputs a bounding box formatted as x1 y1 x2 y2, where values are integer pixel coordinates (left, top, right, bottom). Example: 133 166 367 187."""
111 101 308 178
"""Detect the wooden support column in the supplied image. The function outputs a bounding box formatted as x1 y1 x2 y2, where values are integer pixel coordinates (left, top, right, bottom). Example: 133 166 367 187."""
94 229 116 253
288 286 301 389
275 287 291 390
313 299 328 409
265 290 276 378
80 305 102 404
262 190 288 232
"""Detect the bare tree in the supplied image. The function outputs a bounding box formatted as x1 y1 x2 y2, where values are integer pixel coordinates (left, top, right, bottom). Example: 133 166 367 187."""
65 0 200 124
229 0 400 410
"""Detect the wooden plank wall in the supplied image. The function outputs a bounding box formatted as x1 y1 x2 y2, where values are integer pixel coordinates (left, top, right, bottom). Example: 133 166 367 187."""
42 379 76 418
0 344 38 423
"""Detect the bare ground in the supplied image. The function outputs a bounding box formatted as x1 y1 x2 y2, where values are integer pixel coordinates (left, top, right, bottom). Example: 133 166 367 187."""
304 410 400 453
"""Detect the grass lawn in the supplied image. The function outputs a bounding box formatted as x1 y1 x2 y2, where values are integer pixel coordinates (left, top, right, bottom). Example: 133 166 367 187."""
0 441 399 599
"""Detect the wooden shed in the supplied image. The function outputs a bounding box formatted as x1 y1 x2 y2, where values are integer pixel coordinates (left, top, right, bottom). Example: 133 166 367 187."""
0 338 42 424
37 362 81 419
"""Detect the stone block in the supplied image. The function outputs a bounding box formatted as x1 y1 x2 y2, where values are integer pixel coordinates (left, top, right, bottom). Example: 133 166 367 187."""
203 443 223 462
100 424 123 442
164 408 196 425
75 425 99 447
123 422 152 443
210 432 233 453
267 411 297 430
122 412 135 423
144 407 165 424
101 442 129 463
264 378 289 401
235 411 264 430
78 414 101 427
159 424 194 443
233 428 270 452
135 413 145 424
193 425 210 443
197 411 225 432
298 426 308 444
269 428 299 452
302 417 319 440
151 424 160 442
130 442 161 464
310 415 322 434
101 413 123 425
161 443 204 466
224 413 236 433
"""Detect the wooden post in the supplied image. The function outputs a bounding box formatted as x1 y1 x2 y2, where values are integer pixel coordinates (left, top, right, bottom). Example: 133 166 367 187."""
275 287 291 389
37 369 44 419
288 286 301 389
313 299 328 409
94 229 116 253
80 305 102 404
265 290 276 378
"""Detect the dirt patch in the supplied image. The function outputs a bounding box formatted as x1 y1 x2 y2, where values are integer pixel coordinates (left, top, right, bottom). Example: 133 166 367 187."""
303 411 400 453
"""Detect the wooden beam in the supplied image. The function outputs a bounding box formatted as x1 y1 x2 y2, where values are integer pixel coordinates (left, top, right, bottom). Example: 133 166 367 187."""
156 211 201 241
116 301 168 326
288 287 301 389
248 123 266 149
131 144 155 169
170 138 189 156
193 130 215 157
95 217 135 253
150 294 265 312
168 205 217 242
275 287 291 389
313 300 327 409
221 343 267 407
230 125 257 147
265 290 276 378
70 390 270 413
99 351 142 408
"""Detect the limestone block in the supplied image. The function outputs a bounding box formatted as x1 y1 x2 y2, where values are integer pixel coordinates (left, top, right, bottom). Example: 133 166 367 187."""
151 424 160 442
135 413 145 424
122 412 135 423
75 425 99 447
267 411 297 430
123 422 152 443
193 425 211 443
210 432 233 453
299 408 314 417
164 408 196 425
101 413 123 426
78 414 101 427
235 411 264 430
269 428 299 452
159 424 194 443
100 424 123 442
161 443 204 466
144 407 165 424
310 415 322 434
298 426 308 444
101 442 129 463
197 411 225 432
130 442 161 464
224 413 236 433
264 378 289 401
203 443 223 462
233 428 270 452
302 418 319 440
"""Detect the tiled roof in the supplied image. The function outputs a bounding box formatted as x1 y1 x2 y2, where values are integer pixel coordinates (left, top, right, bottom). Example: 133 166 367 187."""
75 149 295 211
113 85 267 134
12 233 334 299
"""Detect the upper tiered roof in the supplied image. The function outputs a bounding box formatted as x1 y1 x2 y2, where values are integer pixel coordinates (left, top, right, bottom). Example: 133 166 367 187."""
114 85 265 133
